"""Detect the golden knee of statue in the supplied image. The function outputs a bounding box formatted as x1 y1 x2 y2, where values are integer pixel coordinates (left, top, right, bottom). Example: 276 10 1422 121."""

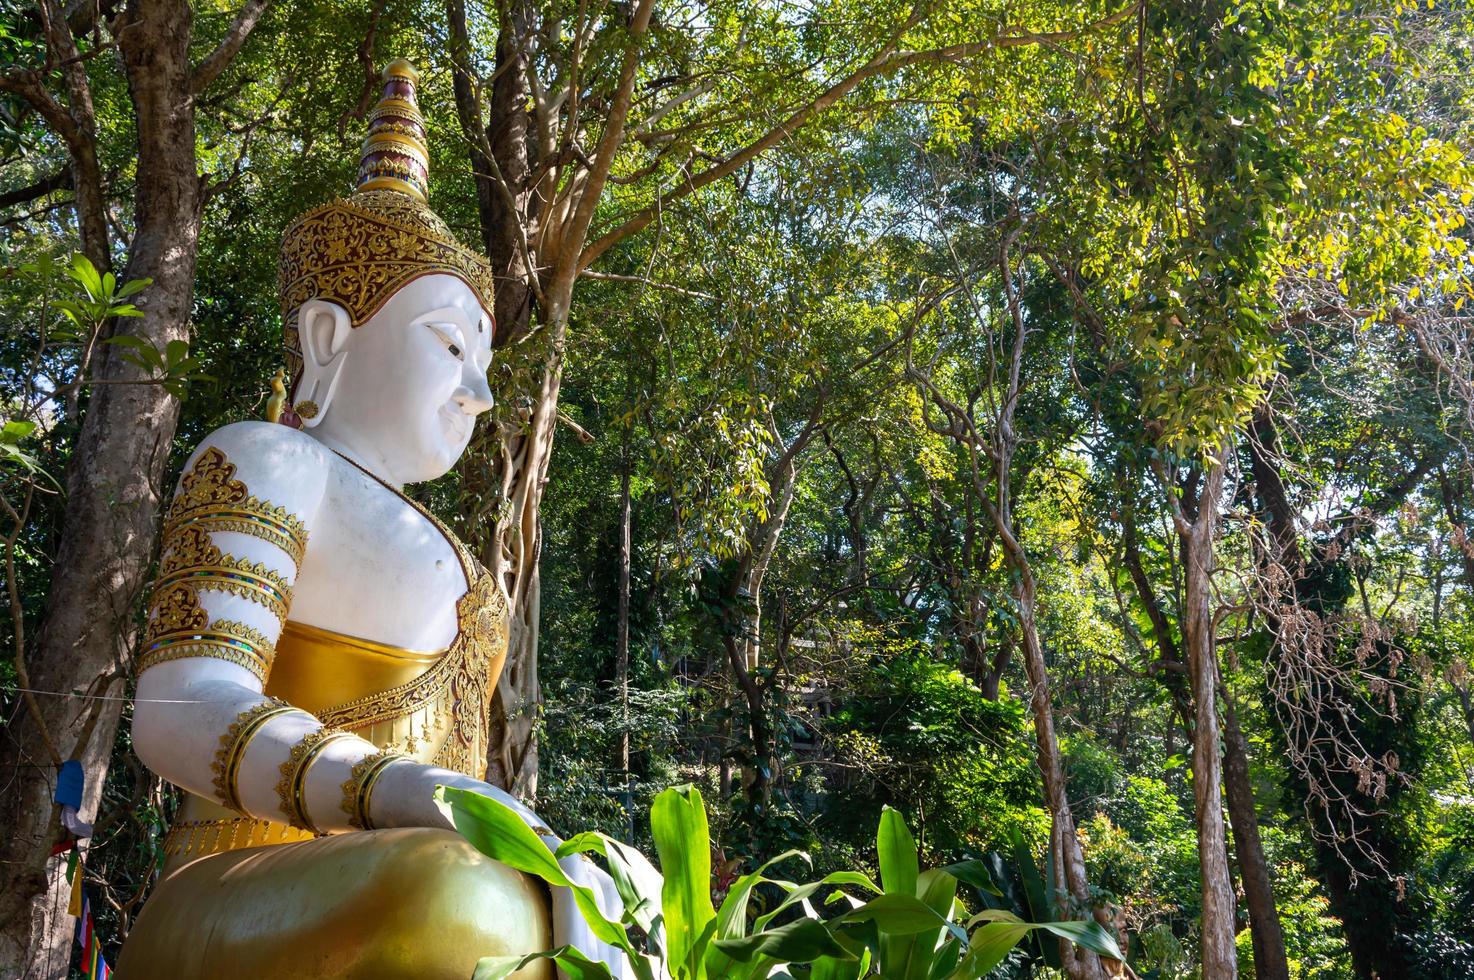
117 59 625 979
118 828 550 979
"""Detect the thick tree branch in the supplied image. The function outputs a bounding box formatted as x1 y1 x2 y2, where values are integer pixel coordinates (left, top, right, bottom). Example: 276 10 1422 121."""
190 0 271 94
551 0 656 293
0 167 72 209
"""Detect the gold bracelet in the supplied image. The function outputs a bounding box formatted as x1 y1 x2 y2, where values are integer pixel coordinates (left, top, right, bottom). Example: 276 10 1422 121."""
276 728 357 832
210 700 307 813
341 750 411 830
153 558 292 623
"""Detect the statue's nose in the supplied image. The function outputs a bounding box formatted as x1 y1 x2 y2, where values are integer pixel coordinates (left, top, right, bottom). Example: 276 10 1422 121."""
454 373 495 416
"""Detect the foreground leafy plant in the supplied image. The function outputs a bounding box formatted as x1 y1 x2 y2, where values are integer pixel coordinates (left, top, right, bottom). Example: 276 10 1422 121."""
436 784 1123 979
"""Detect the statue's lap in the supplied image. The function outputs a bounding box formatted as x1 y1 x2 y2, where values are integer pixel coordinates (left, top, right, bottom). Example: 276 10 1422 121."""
117 828 552 980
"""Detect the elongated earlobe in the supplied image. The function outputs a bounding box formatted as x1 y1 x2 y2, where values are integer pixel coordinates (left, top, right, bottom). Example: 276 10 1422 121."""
293 300 353 428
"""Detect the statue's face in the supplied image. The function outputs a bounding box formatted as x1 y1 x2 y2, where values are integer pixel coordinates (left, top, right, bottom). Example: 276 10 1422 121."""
314 274 494 484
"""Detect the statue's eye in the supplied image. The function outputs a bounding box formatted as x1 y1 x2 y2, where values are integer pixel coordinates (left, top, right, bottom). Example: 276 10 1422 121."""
427 323 466 360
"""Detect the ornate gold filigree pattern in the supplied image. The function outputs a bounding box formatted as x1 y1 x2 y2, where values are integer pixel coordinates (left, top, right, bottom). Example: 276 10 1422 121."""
154 524 292 623
164 447 310 567
161 816 315 860
341 749 410 830
145 580 211 638
138 620 276 683
314 452 508 779
278 189 495 342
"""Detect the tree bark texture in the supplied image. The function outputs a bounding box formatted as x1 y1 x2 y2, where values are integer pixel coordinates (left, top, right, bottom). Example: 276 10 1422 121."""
478 333 564 795
616 441 632 776
1008 556 1109 980
451 0 657 795
1124 472 1288 977
1174 459 1238 979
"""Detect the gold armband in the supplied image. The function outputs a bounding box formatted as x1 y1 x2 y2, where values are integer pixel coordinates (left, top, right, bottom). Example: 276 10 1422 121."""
341 750 411 830
140 459 301 682
139 447 308 679
277 727 358 832
211 699 310 814
154 525 292 622
138 619 275 683
164 447 310 568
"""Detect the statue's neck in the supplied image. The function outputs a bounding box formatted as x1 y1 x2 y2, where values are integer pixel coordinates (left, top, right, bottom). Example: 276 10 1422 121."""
307 429 406 490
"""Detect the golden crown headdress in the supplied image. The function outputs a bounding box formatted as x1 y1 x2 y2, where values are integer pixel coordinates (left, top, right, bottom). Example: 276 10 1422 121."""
278 59 495 388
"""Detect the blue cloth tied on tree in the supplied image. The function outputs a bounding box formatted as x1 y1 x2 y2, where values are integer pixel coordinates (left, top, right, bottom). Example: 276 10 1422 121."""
54 760 92 839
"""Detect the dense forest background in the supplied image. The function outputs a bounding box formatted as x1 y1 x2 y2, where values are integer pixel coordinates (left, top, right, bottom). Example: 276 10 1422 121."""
2 0 1473 977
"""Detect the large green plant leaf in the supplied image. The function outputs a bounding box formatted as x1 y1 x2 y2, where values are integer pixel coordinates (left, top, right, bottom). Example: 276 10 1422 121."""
806 951 871 980
705 850 811 977
651 785 717 979
711 918 851 963
1029 920 1124 961
883 869 962 980
435 787 632 952
716 849 809 939
838 893 957 937
950 910 1125 979
942 861 1001 899
557 830 663 936
950 919 1032 979
753 870 881 933
877 807 919 896
1009 830 1058 968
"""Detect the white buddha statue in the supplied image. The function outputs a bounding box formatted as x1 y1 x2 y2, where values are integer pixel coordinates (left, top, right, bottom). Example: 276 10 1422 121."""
118 61 632 979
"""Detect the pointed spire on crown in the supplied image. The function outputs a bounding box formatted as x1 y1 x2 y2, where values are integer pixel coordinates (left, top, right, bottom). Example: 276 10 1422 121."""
356 59 430 202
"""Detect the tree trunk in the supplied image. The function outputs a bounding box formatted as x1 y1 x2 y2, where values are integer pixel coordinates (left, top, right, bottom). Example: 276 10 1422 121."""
69 132 110 274
448 0 539 343
42 0 111 271
963 631 1011 702
481 335 565 794
1176 460 1238 979
0 3 202 974
1222 683 1290 980
727 440 809 804
1013 580 1109 980
449 0 555 796
616 439 632 777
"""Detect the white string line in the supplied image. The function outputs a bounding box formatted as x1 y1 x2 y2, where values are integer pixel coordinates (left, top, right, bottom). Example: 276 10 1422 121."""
6 687 245 705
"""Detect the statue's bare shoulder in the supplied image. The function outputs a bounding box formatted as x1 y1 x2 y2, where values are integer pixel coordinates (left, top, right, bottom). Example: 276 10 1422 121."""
182 421 333 530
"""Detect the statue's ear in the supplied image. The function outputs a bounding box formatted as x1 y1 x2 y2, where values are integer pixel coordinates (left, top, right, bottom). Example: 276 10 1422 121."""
294 300 353 428
299 299 353 367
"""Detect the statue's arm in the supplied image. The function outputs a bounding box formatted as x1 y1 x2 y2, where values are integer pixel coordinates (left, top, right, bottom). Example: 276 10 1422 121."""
131 421 379 833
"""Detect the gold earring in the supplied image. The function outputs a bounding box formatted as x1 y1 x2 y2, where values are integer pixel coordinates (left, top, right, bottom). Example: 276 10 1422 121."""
293 400 320 420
